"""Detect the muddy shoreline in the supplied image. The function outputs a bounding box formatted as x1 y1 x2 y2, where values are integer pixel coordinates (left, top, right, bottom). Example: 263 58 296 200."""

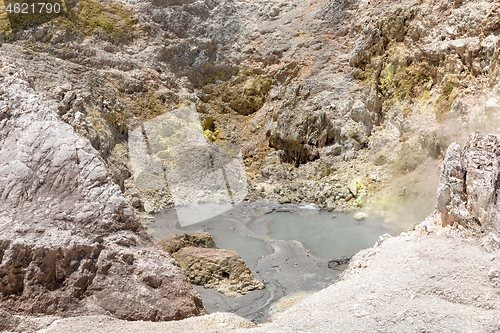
144 201 400 323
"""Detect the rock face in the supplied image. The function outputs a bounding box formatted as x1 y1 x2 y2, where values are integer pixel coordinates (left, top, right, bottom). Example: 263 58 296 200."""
0 61 205 321
173 247 264 298
437 131 500 234
267 110 339 166
6 0 500 221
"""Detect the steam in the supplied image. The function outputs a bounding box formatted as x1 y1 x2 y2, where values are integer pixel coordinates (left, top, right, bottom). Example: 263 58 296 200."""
383 85 500 231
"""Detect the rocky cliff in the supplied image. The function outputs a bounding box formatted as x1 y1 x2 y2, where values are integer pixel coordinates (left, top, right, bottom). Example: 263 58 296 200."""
0 59 205 329
437 131 500 234
6 0 500 227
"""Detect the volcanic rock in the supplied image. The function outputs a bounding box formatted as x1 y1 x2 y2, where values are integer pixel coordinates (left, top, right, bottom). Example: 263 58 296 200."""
173 247 264 297
436 131 500 234
157 232 217 255
0 62 205 322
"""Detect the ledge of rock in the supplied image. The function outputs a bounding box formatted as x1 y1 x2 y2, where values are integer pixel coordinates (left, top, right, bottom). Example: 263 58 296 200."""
0 61 206 322
158 232 264 297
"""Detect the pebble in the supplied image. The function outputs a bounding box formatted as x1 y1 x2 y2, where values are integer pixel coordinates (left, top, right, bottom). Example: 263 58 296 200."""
354 212 369 221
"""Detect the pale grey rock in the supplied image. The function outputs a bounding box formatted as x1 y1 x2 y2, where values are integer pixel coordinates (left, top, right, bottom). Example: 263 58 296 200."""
353 212 368 221
349 24 383 68
259 151 288 180
320 144 342 157
340 121 369 151
349 100 372 135
436 132 500 233
447 3 489 37
422 41 449 63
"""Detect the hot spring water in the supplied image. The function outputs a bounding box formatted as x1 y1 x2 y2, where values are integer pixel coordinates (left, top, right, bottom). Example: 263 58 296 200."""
147 202 400 322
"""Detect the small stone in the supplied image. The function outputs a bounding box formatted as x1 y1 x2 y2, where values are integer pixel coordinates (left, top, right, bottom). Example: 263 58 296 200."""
355 192 368 207
488 269 499 281
354 212 369 221
143 200 155 214
348 180 360 197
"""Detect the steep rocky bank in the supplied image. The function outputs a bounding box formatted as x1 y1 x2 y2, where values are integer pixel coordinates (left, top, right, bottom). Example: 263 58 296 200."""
5 0 500 227
2 0 500 331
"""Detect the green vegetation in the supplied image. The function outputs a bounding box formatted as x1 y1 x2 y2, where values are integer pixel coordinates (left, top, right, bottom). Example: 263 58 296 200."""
0 1 10 35
132 92 169 121
353 45 435 121
201 70 273 116
355 46 461 124
435 75 459 120
1 0 65 35
378 62 433 105
1 0 135 44
56 0 135 43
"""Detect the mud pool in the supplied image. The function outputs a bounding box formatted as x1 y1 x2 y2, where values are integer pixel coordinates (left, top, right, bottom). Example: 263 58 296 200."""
145 201 401 323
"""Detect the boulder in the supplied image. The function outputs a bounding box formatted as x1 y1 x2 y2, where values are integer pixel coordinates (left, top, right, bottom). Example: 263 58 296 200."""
354 212 369 221
227 74 272 115
349 100 373 135
157 232 217 255
173 247 264 297
0 63 205 321
268 110 338 165
259 151 288 179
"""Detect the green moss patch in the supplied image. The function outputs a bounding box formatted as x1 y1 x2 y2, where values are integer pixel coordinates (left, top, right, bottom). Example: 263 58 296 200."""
132 92 172 121
201 70 273 116
379 62 433 103
0 1 11 35
1 0 67 35
435 75 459 120
56 0 135 43
1 0 135 44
